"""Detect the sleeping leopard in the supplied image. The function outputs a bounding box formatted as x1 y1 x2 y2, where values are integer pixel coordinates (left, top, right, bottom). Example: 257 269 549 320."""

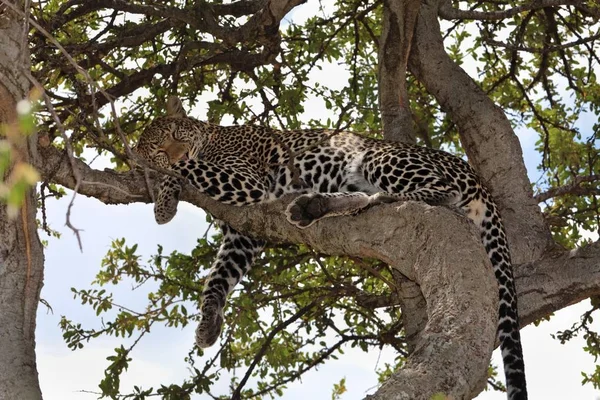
134 96 527 400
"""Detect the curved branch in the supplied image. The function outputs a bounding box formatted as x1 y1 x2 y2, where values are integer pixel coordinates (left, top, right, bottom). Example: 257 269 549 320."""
38 145 497 399
37 143 600 398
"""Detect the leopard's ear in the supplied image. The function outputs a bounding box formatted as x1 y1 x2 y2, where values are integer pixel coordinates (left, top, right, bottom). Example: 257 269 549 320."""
166 96 186 118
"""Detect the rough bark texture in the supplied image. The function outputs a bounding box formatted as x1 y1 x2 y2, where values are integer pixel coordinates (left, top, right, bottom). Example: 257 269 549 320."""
378 0 420 144
0 2 45 399
36 146 600 398
408 0 553 264
394 271 427 353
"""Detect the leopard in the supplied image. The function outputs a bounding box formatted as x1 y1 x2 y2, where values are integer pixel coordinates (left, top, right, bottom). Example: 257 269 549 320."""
134 96 527 400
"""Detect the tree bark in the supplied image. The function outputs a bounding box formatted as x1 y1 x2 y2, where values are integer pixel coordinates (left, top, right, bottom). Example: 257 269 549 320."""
378 0 421 144
0 2 45 399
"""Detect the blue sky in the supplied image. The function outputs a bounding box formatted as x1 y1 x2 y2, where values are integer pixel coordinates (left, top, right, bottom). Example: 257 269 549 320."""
35 1 600 399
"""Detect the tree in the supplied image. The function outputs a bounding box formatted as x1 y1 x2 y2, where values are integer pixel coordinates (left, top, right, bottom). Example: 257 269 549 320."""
0 0 599 399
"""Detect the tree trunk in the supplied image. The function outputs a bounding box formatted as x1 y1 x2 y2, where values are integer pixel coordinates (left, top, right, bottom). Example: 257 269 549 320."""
0 2 45 399
408 0 552 264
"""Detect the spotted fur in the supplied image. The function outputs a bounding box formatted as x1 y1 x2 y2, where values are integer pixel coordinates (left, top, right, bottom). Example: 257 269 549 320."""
134 96 526 400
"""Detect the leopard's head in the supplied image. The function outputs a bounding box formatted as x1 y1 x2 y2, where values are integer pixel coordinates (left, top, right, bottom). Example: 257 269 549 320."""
134 96 205 168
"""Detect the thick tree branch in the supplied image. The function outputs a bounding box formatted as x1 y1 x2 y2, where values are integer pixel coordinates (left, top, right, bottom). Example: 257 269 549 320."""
37 143 600 399
222 0 307 45
408 0 553 264
517 243 600 326
210 0 265 17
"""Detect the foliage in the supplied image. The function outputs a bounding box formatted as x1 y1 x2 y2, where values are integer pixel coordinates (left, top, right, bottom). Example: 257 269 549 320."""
0 97 41 218
62 235 405 398
29 0 600 398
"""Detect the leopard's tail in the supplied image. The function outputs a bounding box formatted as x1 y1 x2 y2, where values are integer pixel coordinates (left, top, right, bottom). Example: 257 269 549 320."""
466 193 527 400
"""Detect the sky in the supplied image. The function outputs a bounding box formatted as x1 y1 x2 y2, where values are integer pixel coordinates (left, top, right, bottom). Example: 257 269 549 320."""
34 1 600 400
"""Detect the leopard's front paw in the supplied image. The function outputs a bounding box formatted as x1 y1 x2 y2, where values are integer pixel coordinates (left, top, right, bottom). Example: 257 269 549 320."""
154 196 178 224
195 303 224 349
285 193 328 229
154 184 180 224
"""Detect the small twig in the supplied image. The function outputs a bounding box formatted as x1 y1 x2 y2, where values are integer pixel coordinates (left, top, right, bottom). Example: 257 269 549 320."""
38 183 52 236
350 257 398 291
202 220 215 242
39 298 53 314
487 378 506 392
25 71 85 250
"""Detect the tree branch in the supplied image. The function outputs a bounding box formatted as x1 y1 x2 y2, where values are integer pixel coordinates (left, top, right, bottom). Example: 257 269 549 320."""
48 0 203 31
482 33 600 54
36 142 600 399
439 0 580 21
210 0 265 17
223 0 307 45
535 175 600 202
516 242 600 326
